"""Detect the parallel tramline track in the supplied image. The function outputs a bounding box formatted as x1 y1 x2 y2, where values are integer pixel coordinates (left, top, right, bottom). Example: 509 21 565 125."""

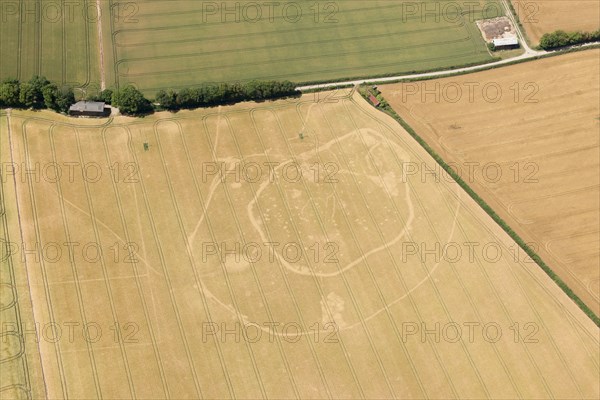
113 10 473 46
47 125 103 398
243 107 362 396
125 123 207 399
318 102 454 397
341 96 592 397
164 120 237 398
264 104 400 394
100 125 170 397
72 128 136 397
110 2 497 91
114 3 495 34
155 120 270 398
19 120 69 398
325 100 445 398
154 119 306 398
203 111 338 397
351 102 547 396
289 101 367 397
120 49 490 95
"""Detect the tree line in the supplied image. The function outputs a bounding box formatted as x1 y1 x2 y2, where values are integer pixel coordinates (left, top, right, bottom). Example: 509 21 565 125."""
154 81 298 111
1 76 299 116
539 29 600 50
0 76 75 113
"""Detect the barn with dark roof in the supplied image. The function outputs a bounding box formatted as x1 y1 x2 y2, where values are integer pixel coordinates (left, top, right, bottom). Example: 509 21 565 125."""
69 101 110 117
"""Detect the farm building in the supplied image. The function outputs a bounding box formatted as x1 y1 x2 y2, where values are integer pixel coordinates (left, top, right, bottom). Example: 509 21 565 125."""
493 37 519 50
368 94 381 107
68 101 110 117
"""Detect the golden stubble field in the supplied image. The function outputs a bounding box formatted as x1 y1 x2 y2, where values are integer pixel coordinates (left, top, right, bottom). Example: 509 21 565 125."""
511 0 600 45
380 49 600 317
2 89 599 399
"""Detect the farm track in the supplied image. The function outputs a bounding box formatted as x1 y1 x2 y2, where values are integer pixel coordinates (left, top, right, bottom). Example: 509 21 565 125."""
96 0 106 90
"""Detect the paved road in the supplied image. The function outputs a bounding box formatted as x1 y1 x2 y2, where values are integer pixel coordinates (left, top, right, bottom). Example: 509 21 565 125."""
298 1 549 92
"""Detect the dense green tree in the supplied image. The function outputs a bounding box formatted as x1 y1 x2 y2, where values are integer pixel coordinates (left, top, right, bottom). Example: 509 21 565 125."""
0 79 21 107
539 29 600 49
42 84 75 113
112 86 152 115
42 84 59 110
155 89 178 110
99 89 114 104
18 76 51 109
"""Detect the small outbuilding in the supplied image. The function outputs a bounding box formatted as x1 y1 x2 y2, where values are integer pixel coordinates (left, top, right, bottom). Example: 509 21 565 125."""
69 101 110 117
492 37 519 50
368 94 381 107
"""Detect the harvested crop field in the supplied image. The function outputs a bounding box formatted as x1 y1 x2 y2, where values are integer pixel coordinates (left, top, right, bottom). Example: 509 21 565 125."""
511 0 600 45
1 89 599 398
379 49 600 316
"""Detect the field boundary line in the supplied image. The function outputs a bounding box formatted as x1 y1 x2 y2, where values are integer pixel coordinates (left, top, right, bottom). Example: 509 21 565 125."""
322 101 465 397
370 93 600 328
1 110 36 399
352 91 599 390
341 99 495 397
